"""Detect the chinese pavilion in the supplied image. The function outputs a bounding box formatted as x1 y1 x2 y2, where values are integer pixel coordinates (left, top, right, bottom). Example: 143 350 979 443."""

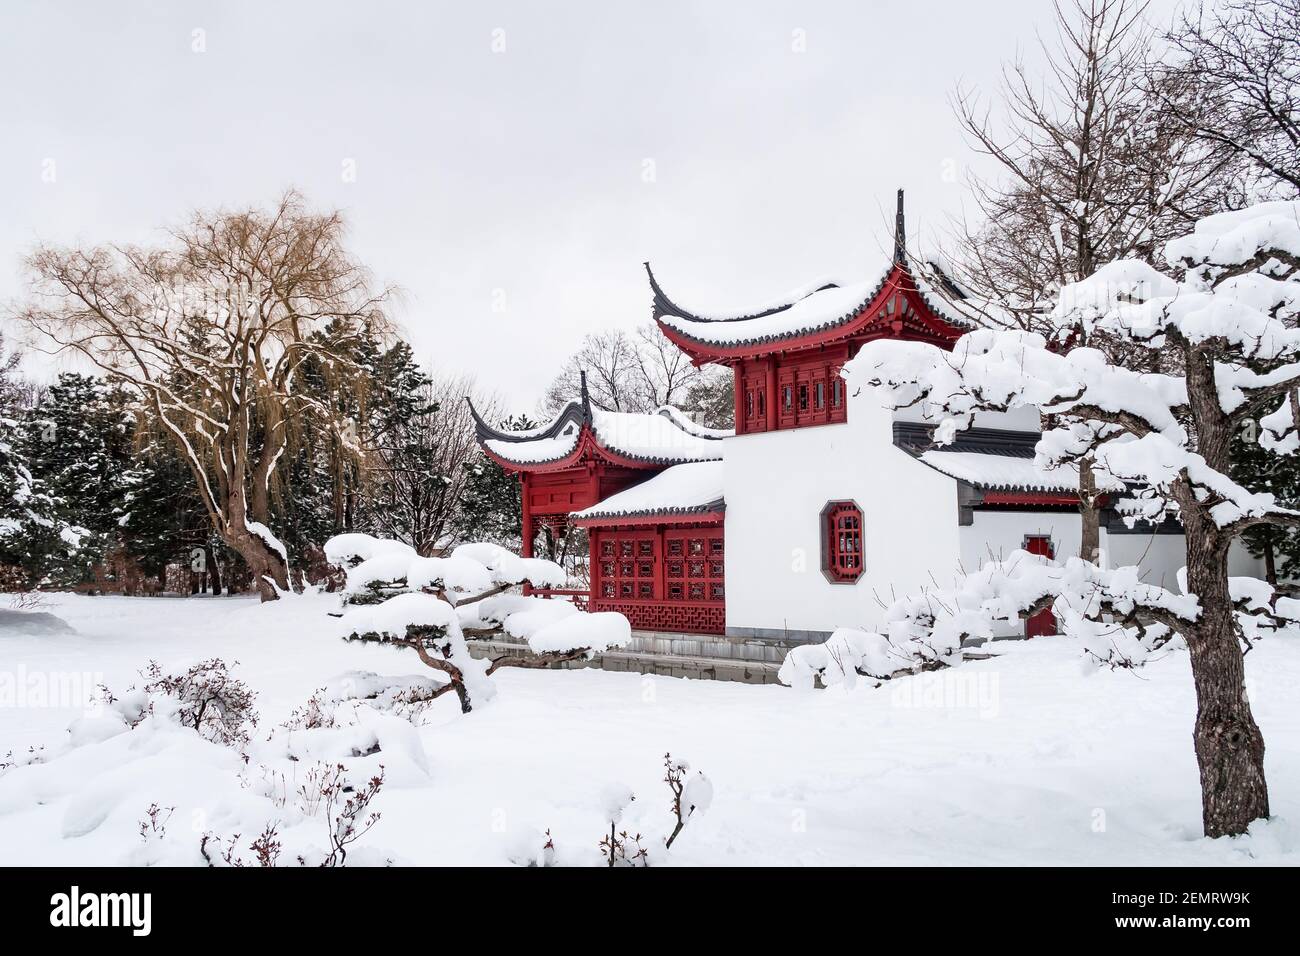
471 191 1233 641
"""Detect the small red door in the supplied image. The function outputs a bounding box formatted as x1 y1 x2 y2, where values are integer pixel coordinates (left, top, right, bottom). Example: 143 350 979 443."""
1024 535 1056 638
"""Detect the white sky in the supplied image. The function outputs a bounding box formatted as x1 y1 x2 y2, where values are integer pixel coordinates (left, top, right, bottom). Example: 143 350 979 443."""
0 0 1183 413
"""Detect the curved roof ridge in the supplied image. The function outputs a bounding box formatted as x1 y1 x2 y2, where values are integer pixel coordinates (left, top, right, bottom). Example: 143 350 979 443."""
653 262 898 350
646 261 846 325
654 404 732 439
467 397 587 445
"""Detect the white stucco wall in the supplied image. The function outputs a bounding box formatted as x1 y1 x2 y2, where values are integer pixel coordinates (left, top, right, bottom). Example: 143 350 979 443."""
723 386 962 639
724 392 1266 639
959 509 1083 572
961 511 1264 589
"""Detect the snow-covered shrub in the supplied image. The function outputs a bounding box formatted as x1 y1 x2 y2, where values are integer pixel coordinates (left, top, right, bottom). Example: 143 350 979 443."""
507 828 557 868
595 783 649 866
62 660 259 753
138 803 173 843
142 659 259 747
314 764 385 867
782 549 1300 690
281 688 336 731
0 660 406 866
663 753 712 849
532 753 712 867
200 824 283 868
324 532 415 570
0 745 45 776
599 826 649 867
326 532 629 714
201 764 388 867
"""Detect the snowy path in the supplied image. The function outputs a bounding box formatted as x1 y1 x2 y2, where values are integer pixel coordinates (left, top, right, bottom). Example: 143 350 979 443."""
0 593 1296 866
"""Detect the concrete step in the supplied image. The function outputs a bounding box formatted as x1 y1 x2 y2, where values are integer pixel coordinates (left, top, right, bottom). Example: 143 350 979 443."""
466 638 784 685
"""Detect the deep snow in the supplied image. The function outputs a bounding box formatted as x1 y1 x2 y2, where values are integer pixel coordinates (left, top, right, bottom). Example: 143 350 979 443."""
0 592 1296 866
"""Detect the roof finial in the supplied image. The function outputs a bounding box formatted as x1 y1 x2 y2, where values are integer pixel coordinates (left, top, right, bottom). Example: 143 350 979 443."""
893 188 907 266
579 370 590 417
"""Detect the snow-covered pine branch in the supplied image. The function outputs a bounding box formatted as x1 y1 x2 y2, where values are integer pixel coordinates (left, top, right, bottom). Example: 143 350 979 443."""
781 548 1300 691
327 533 629 713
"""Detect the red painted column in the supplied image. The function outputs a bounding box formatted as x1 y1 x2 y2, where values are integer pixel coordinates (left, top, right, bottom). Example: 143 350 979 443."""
765 357 778 431
732 362 744 435
587 530 599 610
519 474 533 559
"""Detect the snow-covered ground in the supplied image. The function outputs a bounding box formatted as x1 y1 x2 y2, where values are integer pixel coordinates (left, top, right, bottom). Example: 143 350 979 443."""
1 592 1297 866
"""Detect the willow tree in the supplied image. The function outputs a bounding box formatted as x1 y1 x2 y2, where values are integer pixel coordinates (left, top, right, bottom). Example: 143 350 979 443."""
15 191 393 600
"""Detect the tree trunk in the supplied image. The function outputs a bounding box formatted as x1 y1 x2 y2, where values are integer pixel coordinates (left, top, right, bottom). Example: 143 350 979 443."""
224 509 290 603
450 678 472 714
206 542 222 595
1078 457 1101 562
1263 539 1277 588
1184 517 1270 837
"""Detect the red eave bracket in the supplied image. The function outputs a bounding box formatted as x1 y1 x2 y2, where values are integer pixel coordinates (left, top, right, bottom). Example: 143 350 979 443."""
980 491 1080 507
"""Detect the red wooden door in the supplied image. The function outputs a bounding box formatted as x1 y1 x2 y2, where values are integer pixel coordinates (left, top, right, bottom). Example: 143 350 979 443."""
1024 535 1056 638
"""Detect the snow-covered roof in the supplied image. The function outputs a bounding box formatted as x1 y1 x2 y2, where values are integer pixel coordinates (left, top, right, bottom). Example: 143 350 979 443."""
646 193 982 354
470 393 724 469
892 422 1078 495
651 264 897 347
654 404 733 439
647 257 982 350
919 450 1079 493
588 408 723 462
484 424 581 465
572 461 724 522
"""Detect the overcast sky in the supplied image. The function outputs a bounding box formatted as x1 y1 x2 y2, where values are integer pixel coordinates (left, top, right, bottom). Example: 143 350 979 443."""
0 0 1182 412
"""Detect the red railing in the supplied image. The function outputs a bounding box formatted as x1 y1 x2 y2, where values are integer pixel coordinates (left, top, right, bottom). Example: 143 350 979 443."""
528 587 590 611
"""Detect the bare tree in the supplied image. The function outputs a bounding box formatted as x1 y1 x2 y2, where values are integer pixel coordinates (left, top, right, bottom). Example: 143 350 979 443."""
543 329 643 415
542 322 727 424
13 191 393 600
361 374 497 555
1154 0 1299 198
630 323 707 408
949 0 1244 559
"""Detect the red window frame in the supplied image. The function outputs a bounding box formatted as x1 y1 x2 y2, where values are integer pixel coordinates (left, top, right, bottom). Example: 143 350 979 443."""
821 500 864 583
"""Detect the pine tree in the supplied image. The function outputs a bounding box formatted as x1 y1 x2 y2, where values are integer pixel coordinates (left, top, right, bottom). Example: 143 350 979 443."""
275 328 432 562
1231 415 1300 586
0 337 72 587
455 413 529 547
119 429 212 583
17 374 139 585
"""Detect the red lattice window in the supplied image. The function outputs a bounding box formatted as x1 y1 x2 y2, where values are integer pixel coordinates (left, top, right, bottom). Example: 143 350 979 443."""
821 500 863 583
593 531 658 602
664 530 724 603
589 525 726 631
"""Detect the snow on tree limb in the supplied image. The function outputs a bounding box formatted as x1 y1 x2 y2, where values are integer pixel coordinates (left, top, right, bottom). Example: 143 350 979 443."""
845 201 1300 534
781 549 1300 689
326 533 628 713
